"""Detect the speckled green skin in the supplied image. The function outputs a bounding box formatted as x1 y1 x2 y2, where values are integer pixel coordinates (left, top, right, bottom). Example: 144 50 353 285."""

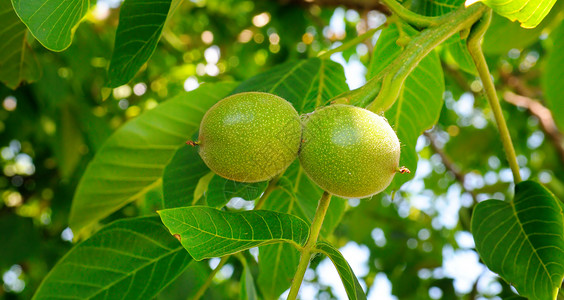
198 92 302 183
299 104 400 198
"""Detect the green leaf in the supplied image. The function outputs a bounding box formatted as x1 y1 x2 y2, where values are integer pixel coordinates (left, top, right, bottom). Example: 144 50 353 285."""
69 82 238 234
543 20 564 133
367 23 445 190
162 146 210 209
466 0 557 28
240 265 259 300
471 180 564 300
483 0 564 55
33 216 192 300
206 175 267 208
0 214 40 269
0 2 40 89
11 0 89 51
107 0 173 87
158 206 310 260
232 57 349 113
258 243 300 300
315 241 367 300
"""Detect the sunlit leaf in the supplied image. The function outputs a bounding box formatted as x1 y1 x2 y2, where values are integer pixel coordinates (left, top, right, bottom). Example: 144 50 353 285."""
11 0 89 51
162 146 210 209
0 2 40 89
367 23 445 190
33 216 192 299
471 181 564 300
107 0 173 87
483 0 564 55
69 82 238 234
466 0 557 28
315 241 367 300
158 206 310 260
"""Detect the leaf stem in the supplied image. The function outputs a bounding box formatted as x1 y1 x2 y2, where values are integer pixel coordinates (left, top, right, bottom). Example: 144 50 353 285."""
467 9 522 183
335 3 487 111
379 0 440 28
319 25 385 59
286 191 332 300
255 174 281 210
191 255 229 300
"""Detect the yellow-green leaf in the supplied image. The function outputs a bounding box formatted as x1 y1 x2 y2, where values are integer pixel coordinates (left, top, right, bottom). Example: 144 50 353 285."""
466 0 557 28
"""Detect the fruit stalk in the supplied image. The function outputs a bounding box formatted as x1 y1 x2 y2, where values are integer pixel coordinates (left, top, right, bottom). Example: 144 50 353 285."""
287 191 332 300
467 9 522 183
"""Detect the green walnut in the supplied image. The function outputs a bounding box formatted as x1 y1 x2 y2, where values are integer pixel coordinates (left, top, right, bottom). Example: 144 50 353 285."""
196 92 301 183
299 104 401 198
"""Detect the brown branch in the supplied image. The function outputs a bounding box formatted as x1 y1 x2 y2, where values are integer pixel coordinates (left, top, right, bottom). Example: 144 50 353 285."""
503 91 564 165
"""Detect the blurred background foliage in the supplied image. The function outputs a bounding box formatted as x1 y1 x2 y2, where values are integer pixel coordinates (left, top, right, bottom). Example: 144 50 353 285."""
1 0 563 299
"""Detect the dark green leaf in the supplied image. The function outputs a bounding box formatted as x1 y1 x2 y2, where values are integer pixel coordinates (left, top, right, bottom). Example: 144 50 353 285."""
11 0 89 51
206 175 267 208
471 180 564 300
240 264 259 300
0 214 40 269
33 216 192 300
162 145 210 209
258 243 300 300
107 0 173 87
69 82 237 234
315 241 367 300
368 23 445 190
543 20 564 132
158 206 310 260
232 57 349 113
467 0 556 28
0 1 40 89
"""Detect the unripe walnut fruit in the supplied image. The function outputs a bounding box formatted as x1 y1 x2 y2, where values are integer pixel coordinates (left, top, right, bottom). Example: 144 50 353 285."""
299 104 401 198
197 92 301 183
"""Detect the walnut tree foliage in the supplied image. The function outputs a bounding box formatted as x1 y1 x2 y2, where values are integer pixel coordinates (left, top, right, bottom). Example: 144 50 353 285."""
0 0 563 299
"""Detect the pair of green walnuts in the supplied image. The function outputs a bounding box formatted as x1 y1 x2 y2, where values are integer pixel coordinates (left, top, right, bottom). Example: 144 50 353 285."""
195 92 402 199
